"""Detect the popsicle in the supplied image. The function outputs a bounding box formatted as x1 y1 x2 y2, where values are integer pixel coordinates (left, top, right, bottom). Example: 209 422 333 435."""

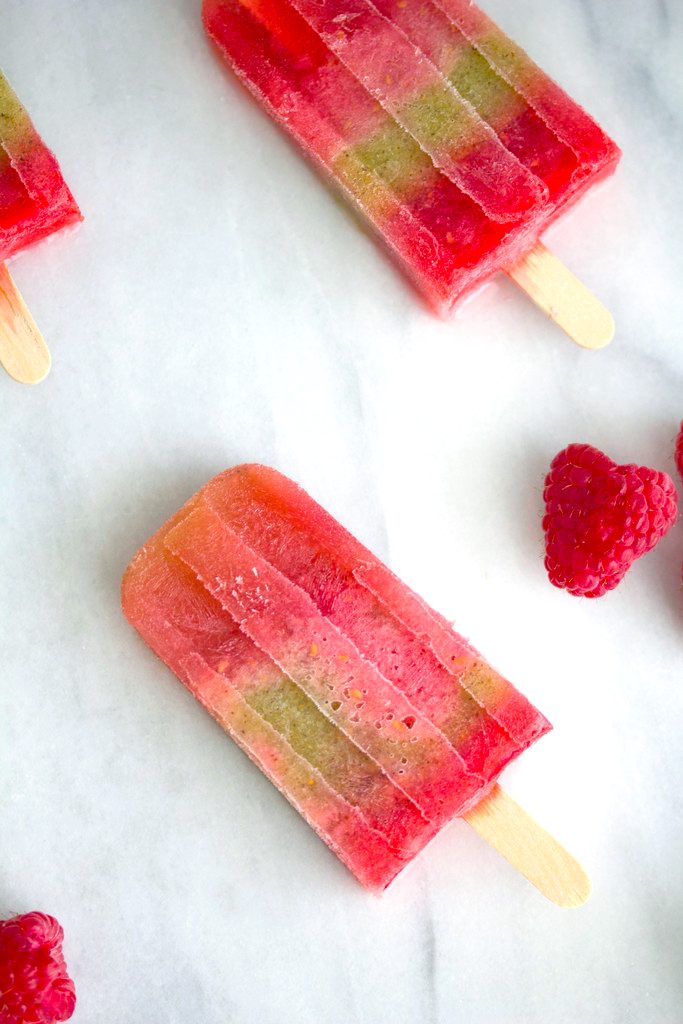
123 465 589 903
202 0 620 347
0 68 81 384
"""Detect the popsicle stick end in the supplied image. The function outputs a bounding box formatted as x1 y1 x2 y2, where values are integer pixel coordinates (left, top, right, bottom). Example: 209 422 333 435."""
464 784 591 908
506 242 614 350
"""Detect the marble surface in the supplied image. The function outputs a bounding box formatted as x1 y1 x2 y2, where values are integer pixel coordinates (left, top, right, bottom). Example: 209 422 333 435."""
2 1 682 1021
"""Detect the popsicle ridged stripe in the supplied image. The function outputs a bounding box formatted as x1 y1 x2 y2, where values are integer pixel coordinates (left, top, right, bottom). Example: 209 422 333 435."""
196 468 544 775
434 0 616 166
203 0 620 312
286 0 548 221
123 467 550 890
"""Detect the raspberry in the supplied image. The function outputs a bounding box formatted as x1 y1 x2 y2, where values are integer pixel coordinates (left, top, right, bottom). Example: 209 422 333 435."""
676 421 683 483
0 912 76 1024
542 443 678 598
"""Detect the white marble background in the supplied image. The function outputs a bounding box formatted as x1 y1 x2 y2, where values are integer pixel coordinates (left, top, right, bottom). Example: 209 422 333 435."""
2 1 682 1021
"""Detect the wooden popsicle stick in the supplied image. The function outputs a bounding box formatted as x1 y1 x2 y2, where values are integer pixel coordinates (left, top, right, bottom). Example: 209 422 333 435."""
506 241 614 350
464 784 591 908
0 262 51 384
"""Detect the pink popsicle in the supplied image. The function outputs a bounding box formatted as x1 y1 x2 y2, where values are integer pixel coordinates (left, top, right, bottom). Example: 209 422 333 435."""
123 466 550 891
203 0 620 333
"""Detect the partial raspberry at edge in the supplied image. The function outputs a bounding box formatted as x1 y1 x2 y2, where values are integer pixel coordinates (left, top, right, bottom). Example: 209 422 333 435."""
675 421 683 483
542 443 678 598
0 912 76 1024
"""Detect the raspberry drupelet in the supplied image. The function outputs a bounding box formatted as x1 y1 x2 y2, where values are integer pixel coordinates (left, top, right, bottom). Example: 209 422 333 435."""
542 444 678 598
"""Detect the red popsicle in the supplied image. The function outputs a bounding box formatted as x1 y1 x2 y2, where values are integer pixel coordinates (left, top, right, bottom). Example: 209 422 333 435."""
203 0 620 347
123 466 589 903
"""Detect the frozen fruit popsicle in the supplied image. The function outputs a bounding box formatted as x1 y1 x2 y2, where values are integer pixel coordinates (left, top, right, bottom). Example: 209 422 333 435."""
203 0 620 347
123 465 589 903
0 68 81 384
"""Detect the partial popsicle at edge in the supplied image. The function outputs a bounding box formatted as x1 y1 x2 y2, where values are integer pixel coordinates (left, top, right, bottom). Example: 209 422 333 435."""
123 466 588 903
0 68 81 384
203 0 620 346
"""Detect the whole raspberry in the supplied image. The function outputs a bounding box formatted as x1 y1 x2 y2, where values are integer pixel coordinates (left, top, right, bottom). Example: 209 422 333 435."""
543 444 678 598
0 912 76 1024
676 421 683 483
